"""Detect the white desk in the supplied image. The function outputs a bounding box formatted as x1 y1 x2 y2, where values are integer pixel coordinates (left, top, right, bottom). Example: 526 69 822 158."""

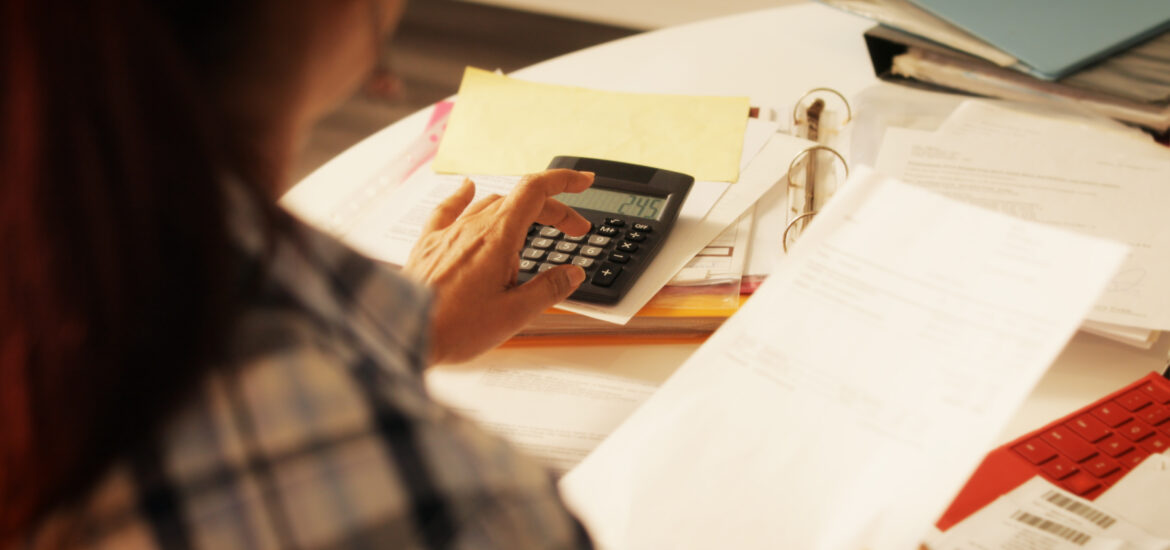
283 3 1170 455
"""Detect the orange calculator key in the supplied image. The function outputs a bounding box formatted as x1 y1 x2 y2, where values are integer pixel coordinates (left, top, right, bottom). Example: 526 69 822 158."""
1096 435 1133 457
1141 381 1170 404
1066 414 1111 442
1041 426 1097 462
1013 438 1057 464
1040 456 1078 480
1118 421 1154 442
1061 472 1102 496
1117 390 1153 411
1091 403 1132 427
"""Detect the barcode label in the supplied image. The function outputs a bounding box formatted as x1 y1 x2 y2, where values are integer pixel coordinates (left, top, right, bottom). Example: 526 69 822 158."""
1042 490 1117 529
1012 511 1092 546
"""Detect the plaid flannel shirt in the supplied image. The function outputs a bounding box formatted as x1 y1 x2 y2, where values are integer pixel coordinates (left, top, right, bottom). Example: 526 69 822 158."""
23 185 593 550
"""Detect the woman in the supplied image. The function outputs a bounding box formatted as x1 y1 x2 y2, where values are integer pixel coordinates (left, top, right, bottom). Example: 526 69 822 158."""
1 0 596 547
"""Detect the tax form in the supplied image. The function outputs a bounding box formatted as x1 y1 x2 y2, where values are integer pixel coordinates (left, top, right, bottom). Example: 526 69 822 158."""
876 126 1170 330
559 168 1127 550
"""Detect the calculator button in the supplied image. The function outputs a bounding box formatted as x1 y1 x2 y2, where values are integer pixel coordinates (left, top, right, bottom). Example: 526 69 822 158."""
531 238 555 249
617 241 639 253
1121 448 1150 469
563 233 587 243
624 231 646 242
555 241 579 253
591 264 622 287
1119 422 1154 442
581 246 604 257
547 252 571 264
587 235 611 247
596 226 619 237
604 217 625 227
1041 427 1097 462
521 248 546 260
537 263 555 273
1067 414 1110 442
1141 405 1170 426
518 259 537 273
632 223 651 232
1061 472 1101 496
1140 433 1170 453
1084 456 1121 478
1040 456 1078 480
608 252 630 264
571 257 595 269
1117 391 1153 411
1091 403 1132 427
1013 438 1057 464
1096 435 1133 457
538 226 563 238
1140 381 1170 404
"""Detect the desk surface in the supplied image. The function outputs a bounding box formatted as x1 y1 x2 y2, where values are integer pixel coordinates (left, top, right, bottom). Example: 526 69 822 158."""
283 2 1170 450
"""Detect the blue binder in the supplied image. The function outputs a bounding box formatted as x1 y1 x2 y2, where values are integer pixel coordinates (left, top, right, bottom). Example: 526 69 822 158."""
911 0 1170 80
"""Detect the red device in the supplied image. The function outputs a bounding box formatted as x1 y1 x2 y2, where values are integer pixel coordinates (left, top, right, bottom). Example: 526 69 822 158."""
937 371 1170 531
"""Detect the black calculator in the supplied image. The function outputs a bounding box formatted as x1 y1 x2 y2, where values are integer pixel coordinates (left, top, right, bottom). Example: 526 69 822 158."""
517 156 694 305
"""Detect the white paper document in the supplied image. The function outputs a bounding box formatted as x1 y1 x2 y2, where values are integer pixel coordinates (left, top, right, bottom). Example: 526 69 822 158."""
424 344 691 475
560 168 1128 550
876 127 1170 331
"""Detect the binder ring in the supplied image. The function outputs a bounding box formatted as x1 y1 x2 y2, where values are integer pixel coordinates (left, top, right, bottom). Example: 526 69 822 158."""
782 212 818 254
793 87 852 125
785 145 849 188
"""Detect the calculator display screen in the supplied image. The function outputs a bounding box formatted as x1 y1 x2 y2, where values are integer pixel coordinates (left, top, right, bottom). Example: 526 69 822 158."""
555 187 666 220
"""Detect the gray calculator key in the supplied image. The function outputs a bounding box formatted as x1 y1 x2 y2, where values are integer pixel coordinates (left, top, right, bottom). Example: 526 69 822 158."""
555 241 578 253
537 263 555 273
548 252 571 264
539 226 563 238
521 248 546 260
587 235 611 247
563 233 587 243
531 238 555 249
581 246 604 257
571 257 595 269
519 259 537 272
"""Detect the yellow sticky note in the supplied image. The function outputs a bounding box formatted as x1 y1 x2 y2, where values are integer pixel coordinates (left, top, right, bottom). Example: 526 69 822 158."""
433 67 750 182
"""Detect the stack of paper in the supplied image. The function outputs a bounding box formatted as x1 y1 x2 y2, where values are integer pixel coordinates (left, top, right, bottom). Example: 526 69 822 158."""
874 99 1170 348
560 168 1128 550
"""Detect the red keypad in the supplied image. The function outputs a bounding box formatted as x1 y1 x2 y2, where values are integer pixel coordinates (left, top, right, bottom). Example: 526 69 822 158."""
1005 373 1170 500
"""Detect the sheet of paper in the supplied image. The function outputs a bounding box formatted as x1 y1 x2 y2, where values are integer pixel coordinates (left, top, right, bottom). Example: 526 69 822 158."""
424 344 691 475
937 100 1159 152
433 67 750 182
930 477 1170 550
876 127 1170 331
669 210 752 285
559 168 1128 550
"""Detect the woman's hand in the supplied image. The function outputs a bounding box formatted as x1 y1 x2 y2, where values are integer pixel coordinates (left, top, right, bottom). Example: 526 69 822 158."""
404 169 595 364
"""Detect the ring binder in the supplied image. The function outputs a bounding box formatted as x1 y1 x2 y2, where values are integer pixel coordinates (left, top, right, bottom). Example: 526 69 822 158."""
793 87 853 125
783 89 851 253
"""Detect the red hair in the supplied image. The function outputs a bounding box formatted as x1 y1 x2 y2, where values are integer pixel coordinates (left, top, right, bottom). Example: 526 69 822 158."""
1 0 280 539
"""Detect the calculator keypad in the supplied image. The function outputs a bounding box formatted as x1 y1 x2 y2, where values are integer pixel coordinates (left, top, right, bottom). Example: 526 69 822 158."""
518 215 656 302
